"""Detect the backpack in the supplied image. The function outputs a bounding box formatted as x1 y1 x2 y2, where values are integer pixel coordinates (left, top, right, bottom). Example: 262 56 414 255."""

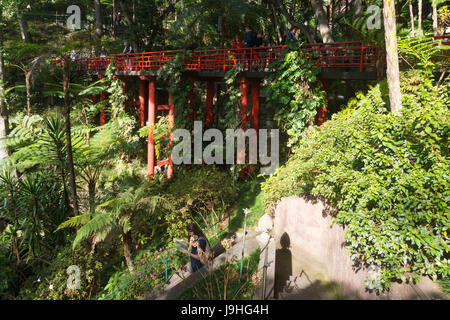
197 236 213 265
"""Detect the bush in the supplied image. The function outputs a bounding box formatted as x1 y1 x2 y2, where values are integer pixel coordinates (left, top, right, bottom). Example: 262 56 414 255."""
17 245 105 300
262 71 449 291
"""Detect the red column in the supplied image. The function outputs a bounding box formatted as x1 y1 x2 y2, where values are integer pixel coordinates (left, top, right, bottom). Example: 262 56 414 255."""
98 75 106 126
205 80 214 126
167 95 175 179
188 78 196 125
315 80 329 126
249 79 260 176
240 78 248 130
147 78 156 179
239 78 249 178
251 79 260 132
100 92 106 126
139 77 147 126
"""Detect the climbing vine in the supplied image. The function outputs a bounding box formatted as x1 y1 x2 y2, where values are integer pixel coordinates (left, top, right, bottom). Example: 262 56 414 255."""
157 52 192 130
219 67 242 131
264 46 326 147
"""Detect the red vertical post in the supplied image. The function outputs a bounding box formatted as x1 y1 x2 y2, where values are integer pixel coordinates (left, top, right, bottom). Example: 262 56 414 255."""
167 95 175 179
239 78 249 178
240 78 248 130
100 92 106 126
315 80 329 126
188 78 196 124
251 79 260 132
206 80 214 126
98 75 106 126
139 77 146 126
147 78 156 179
249 79 260 176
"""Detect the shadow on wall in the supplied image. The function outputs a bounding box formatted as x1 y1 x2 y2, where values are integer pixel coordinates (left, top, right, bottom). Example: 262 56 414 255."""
274 232 292 299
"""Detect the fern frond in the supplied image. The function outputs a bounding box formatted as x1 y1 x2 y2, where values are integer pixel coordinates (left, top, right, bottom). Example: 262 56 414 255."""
72 213 116 248
55 213 93 232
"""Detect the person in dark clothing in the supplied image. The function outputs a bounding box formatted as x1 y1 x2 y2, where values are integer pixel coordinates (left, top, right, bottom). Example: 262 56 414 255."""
286 27 298 42
244 26 257 48
184 223 208 273
244 26 257 70
256 31 264 47
123 41 134 70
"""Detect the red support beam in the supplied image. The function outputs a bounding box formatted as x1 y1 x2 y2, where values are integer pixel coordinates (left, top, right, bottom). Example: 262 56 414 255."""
249 79 261 176
206 80 214 126
139 77 147 126
240 78 248 130
315 80 329 126
98 75 106 126
188 78 196 125
167 95 175 179
100 92 106 126
147 78 156 179
251 80 260 132
239 78 249 178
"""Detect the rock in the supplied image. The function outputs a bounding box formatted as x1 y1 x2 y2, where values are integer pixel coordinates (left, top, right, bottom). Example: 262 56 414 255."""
256 232 270 247
257 214 273 233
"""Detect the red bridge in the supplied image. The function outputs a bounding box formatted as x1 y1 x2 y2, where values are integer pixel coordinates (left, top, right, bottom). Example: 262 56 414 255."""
73 38 449 180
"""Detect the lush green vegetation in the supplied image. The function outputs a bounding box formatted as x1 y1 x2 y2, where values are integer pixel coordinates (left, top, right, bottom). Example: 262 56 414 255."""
0 0 449 300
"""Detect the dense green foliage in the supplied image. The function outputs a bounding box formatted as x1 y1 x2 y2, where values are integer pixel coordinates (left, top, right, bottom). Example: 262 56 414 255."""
264 45 326 146
262 71 449 291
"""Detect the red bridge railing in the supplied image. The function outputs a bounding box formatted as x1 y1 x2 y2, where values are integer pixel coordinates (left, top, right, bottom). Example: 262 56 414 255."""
71 41 379 73
68 36 449 74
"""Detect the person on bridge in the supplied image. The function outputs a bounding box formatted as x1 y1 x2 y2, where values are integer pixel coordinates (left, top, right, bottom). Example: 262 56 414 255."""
99 46 108 69
123 42 134 70
286 27 298 42
244 26 258 70
232 35 244 68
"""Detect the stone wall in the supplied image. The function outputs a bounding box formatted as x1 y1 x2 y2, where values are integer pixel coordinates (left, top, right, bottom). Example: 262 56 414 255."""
272 195 446 300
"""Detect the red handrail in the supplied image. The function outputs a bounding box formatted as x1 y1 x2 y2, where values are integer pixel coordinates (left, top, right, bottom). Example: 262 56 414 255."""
63 38 448 73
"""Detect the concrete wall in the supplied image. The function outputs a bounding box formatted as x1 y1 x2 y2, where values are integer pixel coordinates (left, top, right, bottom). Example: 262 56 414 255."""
273 195 446 300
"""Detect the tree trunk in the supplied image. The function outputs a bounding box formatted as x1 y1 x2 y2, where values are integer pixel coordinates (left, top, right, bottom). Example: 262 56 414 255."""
311 0 334 43
94 0 102 38
271 3 283 45
18 15 31 42
112 0 116 36
272 0 316 43
418 0 423 36
354 0 364 18
122 232 135 273
0 7 9 161
383 0 402 113
432 4 438 36
408 0 415 37
88 181 96 214
62 57 80 216
25 72 31 116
